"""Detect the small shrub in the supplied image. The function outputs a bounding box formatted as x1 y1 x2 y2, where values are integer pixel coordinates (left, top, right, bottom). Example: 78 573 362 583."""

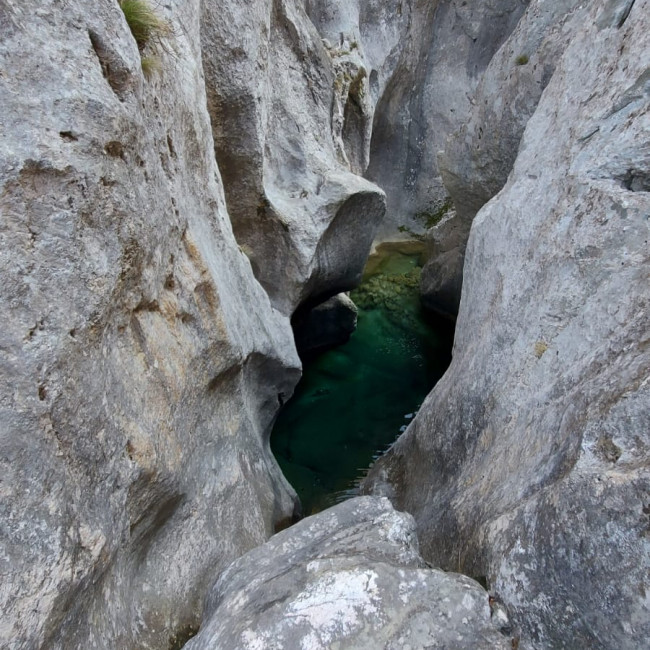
119 0 171 75
415 197 454 229
397 225 425 241
534 340 548 358
120 0 170 51
515 54 529 66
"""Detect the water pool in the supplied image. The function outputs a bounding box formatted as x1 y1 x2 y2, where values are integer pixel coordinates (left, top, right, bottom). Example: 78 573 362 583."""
271 242 454 515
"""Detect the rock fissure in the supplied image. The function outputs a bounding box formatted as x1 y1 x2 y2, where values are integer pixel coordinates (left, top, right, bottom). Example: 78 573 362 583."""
1 0 648 648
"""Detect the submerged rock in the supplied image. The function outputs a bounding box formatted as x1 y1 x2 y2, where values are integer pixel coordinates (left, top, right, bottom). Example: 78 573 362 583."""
366 1 650 647
293 292 358 356
186 497 512 650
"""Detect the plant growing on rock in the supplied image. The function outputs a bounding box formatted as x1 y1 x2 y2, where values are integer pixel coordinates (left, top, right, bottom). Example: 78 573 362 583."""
415 197 454 229
119 0 171 76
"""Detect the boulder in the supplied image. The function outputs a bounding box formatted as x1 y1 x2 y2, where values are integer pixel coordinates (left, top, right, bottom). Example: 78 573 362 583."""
186 497 513 649
366 0 650 646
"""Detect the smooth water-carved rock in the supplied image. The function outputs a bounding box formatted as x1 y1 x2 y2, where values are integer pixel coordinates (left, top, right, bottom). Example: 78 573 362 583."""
419 209 466 320
439 0 584 223
0 1 302 648
186 497 512 650
366 1 650 646
367 0 527 238
201 0 386 316
423 0 584 315
421 0 587 316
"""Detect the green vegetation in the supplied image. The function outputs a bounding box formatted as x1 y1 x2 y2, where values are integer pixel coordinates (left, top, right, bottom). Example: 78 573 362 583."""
119 0 171 75
397 224 425 241
515 54 529 65
534 340 548 358
140 55 160 78
414 196 454 230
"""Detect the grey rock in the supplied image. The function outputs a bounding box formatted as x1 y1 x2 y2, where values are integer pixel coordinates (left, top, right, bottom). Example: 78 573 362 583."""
439 0 584 223
293 292 358 356
366 1 650 647
0 1 303 648
200 0 386 316
367 0 527 239
423 0 583 315
419 209 467 319
186 497 512 650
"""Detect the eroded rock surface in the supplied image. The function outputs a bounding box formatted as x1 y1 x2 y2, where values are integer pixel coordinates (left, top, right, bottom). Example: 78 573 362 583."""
186 497 512 650
200 0 387 315
366 1 650 646
421 0 584 316
0 1 305 648
367 0 528 238
439 0 584 223
419 208 465 320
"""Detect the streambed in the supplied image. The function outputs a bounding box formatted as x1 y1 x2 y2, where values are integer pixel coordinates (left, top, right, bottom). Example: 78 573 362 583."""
272 242 454 515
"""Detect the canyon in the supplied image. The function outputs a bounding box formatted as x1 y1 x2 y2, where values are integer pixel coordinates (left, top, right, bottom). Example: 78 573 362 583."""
0 0 648 649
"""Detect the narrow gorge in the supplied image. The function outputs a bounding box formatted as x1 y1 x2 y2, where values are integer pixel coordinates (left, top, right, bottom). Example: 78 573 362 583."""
0 1 648 649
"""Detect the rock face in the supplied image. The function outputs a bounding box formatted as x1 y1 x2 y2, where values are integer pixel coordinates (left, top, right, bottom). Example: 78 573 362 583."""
367 0 528 238
200 0 387 316
419 209 465 319
421 0 584 316
186 497 512 650
3 0 649 648
0 0 387 648
439 0 584 223
365 1 650 647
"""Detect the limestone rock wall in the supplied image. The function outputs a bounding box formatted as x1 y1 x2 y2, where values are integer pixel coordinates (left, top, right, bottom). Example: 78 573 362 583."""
365 1 650 646
200 0 387 316
420 0 585 317
367 0 528 239
439 0 585 223
0 0 387 647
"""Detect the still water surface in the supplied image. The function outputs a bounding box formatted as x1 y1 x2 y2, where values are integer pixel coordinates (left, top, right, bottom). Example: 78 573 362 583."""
271 242 454 515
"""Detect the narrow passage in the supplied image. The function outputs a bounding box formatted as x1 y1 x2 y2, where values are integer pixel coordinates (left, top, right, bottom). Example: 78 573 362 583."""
272 241 455 515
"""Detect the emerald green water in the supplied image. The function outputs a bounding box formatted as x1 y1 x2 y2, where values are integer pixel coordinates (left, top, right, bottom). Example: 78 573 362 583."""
271 242 454 515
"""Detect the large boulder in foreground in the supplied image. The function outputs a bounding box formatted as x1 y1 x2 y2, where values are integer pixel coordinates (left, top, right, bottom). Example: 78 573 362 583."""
366 1 650 647
186 497 512 650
